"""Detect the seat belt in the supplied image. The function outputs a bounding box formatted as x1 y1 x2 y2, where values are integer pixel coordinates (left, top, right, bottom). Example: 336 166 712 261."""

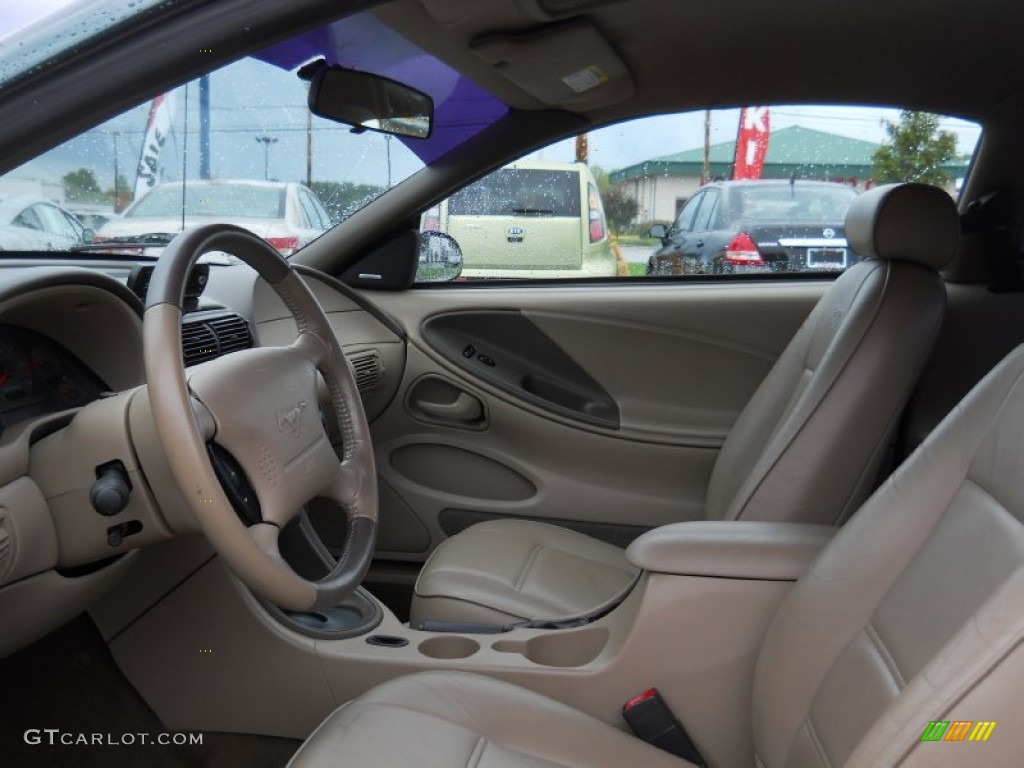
962 188 1024 293
622 688 707 766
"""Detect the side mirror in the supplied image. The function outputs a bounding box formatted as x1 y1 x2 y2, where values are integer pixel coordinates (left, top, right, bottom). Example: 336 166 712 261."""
416 231 463 282
305 61 433 139
649 224 667 240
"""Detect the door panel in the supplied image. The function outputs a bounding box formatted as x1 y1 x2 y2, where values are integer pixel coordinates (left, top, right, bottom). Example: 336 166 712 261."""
365 281 826 560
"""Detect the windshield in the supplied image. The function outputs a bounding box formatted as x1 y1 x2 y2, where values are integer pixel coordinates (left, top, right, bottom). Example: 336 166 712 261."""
734 185 857 222
0 9 510 257
449 169 582 217
0 1 170 90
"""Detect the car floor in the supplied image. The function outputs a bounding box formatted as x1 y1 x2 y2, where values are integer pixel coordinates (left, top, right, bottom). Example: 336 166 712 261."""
0 615 301 768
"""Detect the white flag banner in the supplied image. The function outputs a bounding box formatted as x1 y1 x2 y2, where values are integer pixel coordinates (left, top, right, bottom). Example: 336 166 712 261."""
134 92 175 200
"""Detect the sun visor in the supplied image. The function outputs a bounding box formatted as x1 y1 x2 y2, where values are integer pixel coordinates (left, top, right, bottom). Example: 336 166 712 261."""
419 0 513 26
470 21 633 111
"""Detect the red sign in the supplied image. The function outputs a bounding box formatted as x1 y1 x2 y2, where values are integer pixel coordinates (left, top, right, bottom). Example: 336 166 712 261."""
733 107 771 179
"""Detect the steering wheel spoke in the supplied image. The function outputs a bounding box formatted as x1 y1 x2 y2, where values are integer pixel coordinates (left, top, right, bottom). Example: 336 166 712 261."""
143 224 377 612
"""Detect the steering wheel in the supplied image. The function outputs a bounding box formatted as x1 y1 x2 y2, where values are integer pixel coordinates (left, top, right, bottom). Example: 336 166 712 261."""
143 224 377 612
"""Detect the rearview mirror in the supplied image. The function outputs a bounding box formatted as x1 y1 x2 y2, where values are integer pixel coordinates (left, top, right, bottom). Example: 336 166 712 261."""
306 63 433 139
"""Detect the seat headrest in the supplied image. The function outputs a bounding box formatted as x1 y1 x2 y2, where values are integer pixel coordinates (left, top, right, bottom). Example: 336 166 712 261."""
845 182 960 270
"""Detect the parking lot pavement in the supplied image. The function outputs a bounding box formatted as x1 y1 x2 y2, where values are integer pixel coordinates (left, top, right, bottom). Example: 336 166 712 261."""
619 245 651 263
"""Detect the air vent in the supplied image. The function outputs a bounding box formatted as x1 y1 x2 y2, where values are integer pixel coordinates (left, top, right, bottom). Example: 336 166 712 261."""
208 315 253 355
181 312 254 366
347 350 382 391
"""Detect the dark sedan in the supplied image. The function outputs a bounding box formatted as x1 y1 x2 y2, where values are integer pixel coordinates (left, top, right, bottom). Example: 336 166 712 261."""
647 180 860 275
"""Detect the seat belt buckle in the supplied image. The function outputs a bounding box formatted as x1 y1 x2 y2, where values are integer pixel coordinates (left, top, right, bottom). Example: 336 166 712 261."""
622 688 706 767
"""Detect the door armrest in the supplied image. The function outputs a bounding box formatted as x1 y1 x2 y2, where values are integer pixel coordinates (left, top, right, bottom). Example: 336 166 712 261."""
626 521 835 580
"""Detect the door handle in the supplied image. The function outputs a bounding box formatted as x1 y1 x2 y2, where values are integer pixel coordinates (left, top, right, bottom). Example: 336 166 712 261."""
415 392 484 423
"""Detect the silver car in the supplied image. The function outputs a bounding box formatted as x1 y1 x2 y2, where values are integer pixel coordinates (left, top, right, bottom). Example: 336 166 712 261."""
0 195 89 251
96 179 331 255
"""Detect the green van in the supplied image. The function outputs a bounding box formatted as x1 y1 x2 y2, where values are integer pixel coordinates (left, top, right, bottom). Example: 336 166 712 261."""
424 161 617 279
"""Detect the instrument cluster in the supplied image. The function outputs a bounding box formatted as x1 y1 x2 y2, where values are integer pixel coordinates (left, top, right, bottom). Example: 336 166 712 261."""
0 325 106 431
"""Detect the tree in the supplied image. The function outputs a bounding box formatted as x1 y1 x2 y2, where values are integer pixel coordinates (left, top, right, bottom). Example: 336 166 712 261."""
106 174 133 212
601 186 638 234
62 168 105 203
590 165 638 234
872 111 958 187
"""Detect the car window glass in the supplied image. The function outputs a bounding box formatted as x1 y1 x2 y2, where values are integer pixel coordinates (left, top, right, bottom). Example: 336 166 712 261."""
36 204 78 238
0 49 424 257
62 211 85 237
673 193 702 233
310 193 332 228
448 169 582 217
416 106 979 282
693 189 719 232
13 207 44 231
299 189 328 229
295 191 315 228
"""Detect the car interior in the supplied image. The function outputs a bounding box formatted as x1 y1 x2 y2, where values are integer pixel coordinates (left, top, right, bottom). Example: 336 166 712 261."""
2 1 1024 767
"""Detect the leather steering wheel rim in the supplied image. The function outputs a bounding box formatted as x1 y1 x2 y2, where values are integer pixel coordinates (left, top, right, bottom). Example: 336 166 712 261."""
143 224 377 612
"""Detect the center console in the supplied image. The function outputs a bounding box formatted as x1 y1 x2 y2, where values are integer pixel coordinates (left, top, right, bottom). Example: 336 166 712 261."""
94 520 834 768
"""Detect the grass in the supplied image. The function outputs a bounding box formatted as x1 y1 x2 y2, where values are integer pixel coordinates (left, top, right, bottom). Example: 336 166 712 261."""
613 235 660 247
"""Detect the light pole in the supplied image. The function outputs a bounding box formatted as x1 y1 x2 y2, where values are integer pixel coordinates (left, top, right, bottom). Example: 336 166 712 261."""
112 131 121 212
255 135 278 180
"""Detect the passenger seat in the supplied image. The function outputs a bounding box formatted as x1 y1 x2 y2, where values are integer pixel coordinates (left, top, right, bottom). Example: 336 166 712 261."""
410 182 959 629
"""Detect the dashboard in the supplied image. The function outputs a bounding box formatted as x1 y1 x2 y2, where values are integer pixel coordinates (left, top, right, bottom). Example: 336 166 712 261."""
0 325 107 431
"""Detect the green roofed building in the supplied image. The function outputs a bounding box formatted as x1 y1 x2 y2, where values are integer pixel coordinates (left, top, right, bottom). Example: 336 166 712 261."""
608 125 969 225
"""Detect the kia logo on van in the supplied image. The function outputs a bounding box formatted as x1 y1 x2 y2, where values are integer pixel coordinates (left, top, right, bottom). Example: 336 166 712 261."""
507 227 524 243
822 228 836 239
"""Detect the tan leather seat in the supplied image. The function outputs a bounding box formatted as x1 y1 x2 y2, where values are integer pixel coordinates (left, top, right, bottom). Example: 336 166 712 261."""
291 339 1024 768
410 182 958 628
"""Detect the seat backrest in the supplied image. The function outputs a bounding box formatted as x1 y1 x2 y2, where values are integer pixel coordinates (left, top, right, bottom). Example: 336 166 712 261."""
752 343 1024 766
705 183 958 526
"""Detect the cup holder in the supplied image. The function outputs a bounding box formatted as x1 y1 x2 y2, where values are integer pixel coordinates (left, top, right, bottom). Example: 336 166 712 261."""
418 635 480 660
493 627 608 667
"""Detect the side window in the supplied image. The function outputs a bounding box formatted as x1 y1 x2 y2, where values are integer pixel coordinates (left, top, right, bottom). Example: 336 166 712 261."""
415 106 979 283
692 189 719 232
671 192 704 234
13 206 44 231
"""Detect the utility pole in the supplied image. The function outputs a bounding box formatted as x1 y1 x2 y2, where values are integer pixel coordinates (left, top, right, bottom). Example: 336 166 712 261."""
112 131 121 212
702 109 711 185
306 109 312 187
575 133 589 164
255 135 278 180
199 75 210 179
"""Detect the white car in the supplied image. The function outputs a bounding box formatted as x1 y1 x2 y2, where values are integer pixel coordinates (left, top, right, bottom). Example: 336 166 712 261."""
96 180 331 255
0 195 89 251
